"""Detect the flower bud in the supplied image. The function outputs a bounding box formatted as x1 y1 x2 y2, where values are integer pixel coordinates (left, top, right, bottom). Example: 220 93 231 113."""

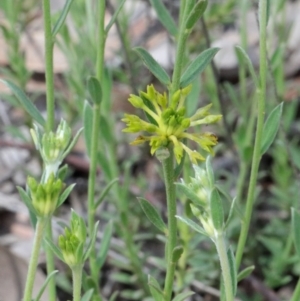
128 95 144 109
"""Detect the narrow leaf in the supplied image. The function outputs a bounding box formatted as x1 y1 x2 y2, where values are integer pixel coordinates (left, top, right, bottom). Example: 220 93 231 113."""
180 48 219 87
95 178 118 209
138 198 167 233
224 197 236 229
81 289 94 301
172 246 183 263
62 127 83 158
57 184 76 208
83 221 99 261
172 291 195 301
17 186 36 214
149 0 177 36
108 291 119 301
44 237 64 262
175 183 205 207
209 188 224 231
34 270 58 301
175 215 208 237
261 102 283 155
235 45 259 88
237 265 255 282
87 76 102 105
185 0 208 30
83 100 93 157
134 47 170 85
148 275 164 301
292 208 300 259
96 221 113 270
227 247 237 296
105 0 126 34
0 80 45 127
52 0 74 37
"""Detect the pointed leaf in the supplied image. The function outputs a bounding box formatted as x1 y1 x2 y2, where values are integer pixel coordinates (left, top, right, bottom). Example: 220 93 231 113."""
172 246 183 263
185 0 208 30
57 164 69 181
83 221 99 261
97 149 113 180
95 178 118 208
96 221 113 270
237 265 255 282
62 127 83 158
174 150 186 178
209 188 224 231
235 45 259 88
34 270 58 301
108 291 119 301
0 80 45 127
83 100 93 157
44 237 64 262
148 275 164 301
175 183 205 207
149 0 177 36
81 289 94 301
87 76 102 105
138 198 167 233
105 0 126 34
175 215 209 237
180 48 219 87
224 197 236 229
134 47 170 85
57 184 76 208
172 291 195 301
227 247 237 296
17 186 36 214
261 102 283 155
292 208 300 259
52 0 74 37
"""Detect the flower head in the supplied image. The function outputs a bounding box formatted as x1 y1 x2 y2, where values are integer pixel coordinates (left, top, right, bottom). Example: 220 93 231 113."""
122 84 221 163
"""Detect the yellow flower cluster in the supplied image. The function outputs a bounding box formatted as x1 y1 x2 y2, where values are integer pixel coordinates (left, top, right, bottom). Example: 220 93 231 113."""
122 84 221 164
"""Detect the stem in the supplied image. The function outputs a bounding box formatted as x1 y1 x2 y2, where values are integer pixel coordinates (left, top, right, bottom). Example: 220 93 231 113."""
235 0 268 270
43 0 55 132
215 233 234 301
23 218 47 301
162 149 177 301
72 265 83 301
87 1 106 300
292 278 300 301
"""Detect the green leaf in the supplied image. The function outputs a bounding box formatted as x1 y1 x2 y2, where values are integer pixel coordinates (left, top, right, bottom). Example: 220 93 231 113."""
237 265 255 282
292 208 300 259
209 188 224 231
96 221 113 270
227 247 237 296
185 0 208 30
205 156 215 188
62 127 83 158
138 198 167 233
175 183 205 207
148 275 164 301
81 289 94 301
266 0 271 25
174 149 186 178
172 291 195 301
134 47 170 85
175 215 208 237
261 102 283 155
97 149 113 180
0 80 45 127
87 76 102 105
44 237 64 262
235 45 259 88
224 197 236 229
34 270 58 301
17 186 36 215
149 0 177 36
172 246 183 263
57 164 69 181
180 48 219 87
83 100 93 157
57 183 76 208
108 291 119 301
52 0 74 37
105 0 126 34
95 178 118 209
83 221 99 261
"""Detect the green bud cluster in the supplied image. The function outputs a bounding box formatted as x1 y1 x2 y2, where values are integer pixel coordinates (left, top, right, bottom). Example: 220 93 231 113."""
27 173 63 217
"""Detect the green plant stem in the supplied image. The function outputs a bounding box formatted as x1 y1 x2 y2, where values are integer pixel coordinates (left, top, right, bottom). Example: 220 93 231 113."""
235 0 268 270
291 278 300 301
72 265 83 301
23 218 47 301
162 149 177 301
43 0 55 132
87 1 106 300
215 233 233 301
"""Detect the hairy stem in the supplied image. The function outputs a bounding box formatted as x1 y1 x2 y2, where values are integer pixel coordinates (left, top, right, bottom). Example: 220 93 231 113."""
72 265 83 301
